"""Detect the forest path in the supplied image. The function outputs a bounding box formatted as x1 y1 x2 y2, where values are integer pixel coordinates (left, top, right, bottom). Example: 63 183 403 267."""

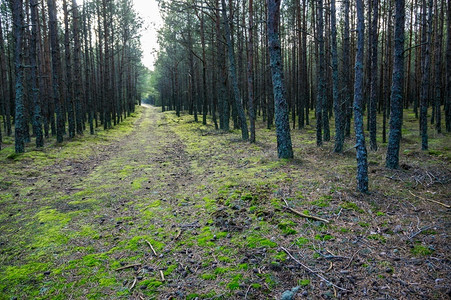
1 105 450 299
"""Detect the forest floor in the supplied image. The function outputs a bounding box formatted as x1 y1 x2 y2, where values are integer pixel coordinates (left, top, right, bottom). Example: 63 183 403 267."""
0 105 450 299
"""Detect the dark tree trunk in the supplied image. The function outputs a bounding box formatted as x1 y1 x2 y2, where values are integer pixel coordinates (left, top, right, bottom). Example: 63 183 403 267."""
369 0 379 151
247 0 256 143
30 0 43 147
316 0 325 146
72 0 83 135
12 0 26 153
353 0 369 192
420 0 432 151
267 0 293 159
221 0 249 140
48 0 64 143
342 0 352 138
63 0 75 138
386 0 406 168
331 0 342 153
447 0 451 132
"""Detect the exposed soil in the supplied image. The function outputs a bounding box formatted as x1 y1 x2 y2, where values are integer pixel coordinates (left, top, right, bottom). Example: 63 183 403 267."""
0 105 450 299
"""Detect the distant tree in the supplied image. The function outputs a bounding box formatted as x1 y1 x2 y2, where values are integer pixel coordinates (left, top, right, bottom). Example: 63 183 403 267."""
267 0 293 159
353 0 368 193
386 0 406 168
419 0 433 151
48 0 65 143
247 0 256 143
30 0 43 147
316 0 325 147
331 0 342 153
369 0 379 151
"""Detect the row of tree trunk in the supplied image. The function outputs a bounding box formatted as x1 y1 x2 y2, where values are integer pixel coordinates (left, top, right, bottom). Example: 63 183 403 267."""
1 0 145 153
152 0 449 192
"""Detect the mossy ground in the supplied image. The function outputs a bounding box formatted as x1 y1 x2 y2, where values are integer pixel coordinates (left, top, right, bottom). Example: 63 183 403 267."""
0 105 449 299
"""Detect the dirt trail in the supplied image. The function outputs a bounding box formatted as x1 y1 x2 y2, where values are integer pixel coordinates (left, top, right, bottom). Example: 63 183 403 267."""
1 105 450 299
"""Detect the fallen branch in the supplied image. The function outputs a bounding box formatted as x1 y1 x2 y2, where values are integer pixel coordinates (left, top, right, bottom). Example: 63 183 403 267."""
283 206 330 223
344 249 361 269
408 190 450 209
281 247 348 291
145 239 158 256
174 228 182 240
130 277 137 291
159 269 165 282
115 263 141 271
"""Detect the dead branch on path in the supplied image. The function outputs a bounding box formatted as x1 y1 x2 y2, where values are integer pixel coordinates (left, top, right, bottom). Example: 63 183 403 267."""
282 198 330 223
281 247 349 292
408 190 450 209
115 263 142 271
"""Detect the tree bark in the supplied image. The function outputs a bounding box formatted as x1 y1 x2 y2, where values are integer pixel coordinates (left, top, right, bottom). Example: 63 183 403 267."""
247 0 256 143
221 0 249 140
267 0 293 158
354 0 369 192
386 0 406 168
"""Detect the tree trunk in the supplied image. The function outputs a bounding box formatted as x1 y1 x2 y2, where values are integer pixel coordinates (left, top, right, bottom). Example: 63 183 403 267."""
420 0 432 150
247 0 256 143
267 0 293 158
11 0 26 152
221 0 249 140
48 0 64 143
447 0 451 132
386 0 406 168
354 0 369 192
316 0 325 146
30 0 43 147
63 0 75 138
369 0 379 151
331 0 342 153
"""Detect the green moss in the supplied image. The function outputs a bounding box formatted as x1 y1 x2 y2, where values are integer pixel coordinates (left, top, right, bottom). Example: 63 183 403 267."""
411 244 434 256
278 220 297 235
201 273 217 280
246 235 277 248
315 234 334 241
295 237 309 247
299 279 310 286
367 234 387 243
340 201 364 213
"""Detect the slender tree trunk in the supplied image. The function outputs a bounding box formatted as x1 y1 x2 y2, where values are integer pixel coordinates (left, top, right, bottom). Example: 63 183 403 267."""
342 0 352 138
221 0 249 140
353 0 369 192
369 0 379 151
433 0 443 134
30 0 43 147
420 0 432 150
331 0 342 152
386 0 406 168
63 0 75 138
316 0 325 147
48 0 64 143
447 0 451 132
247 0 256 143
72 0 83 134
267 0 293 158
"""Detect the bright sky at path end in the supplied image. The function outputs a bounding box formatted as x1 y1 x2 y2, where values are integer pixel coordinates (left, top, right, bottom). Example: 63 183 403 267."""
133 0 163 70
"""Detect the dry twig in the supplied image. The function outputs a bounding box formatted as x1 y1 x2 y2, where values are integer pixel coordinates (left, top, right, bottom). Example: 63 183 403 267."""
129 277 137 291
283 199 330 223
145 239 158 256
159 269 165 282
408 190 450 208
115 264 141 271
281 247 348 291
